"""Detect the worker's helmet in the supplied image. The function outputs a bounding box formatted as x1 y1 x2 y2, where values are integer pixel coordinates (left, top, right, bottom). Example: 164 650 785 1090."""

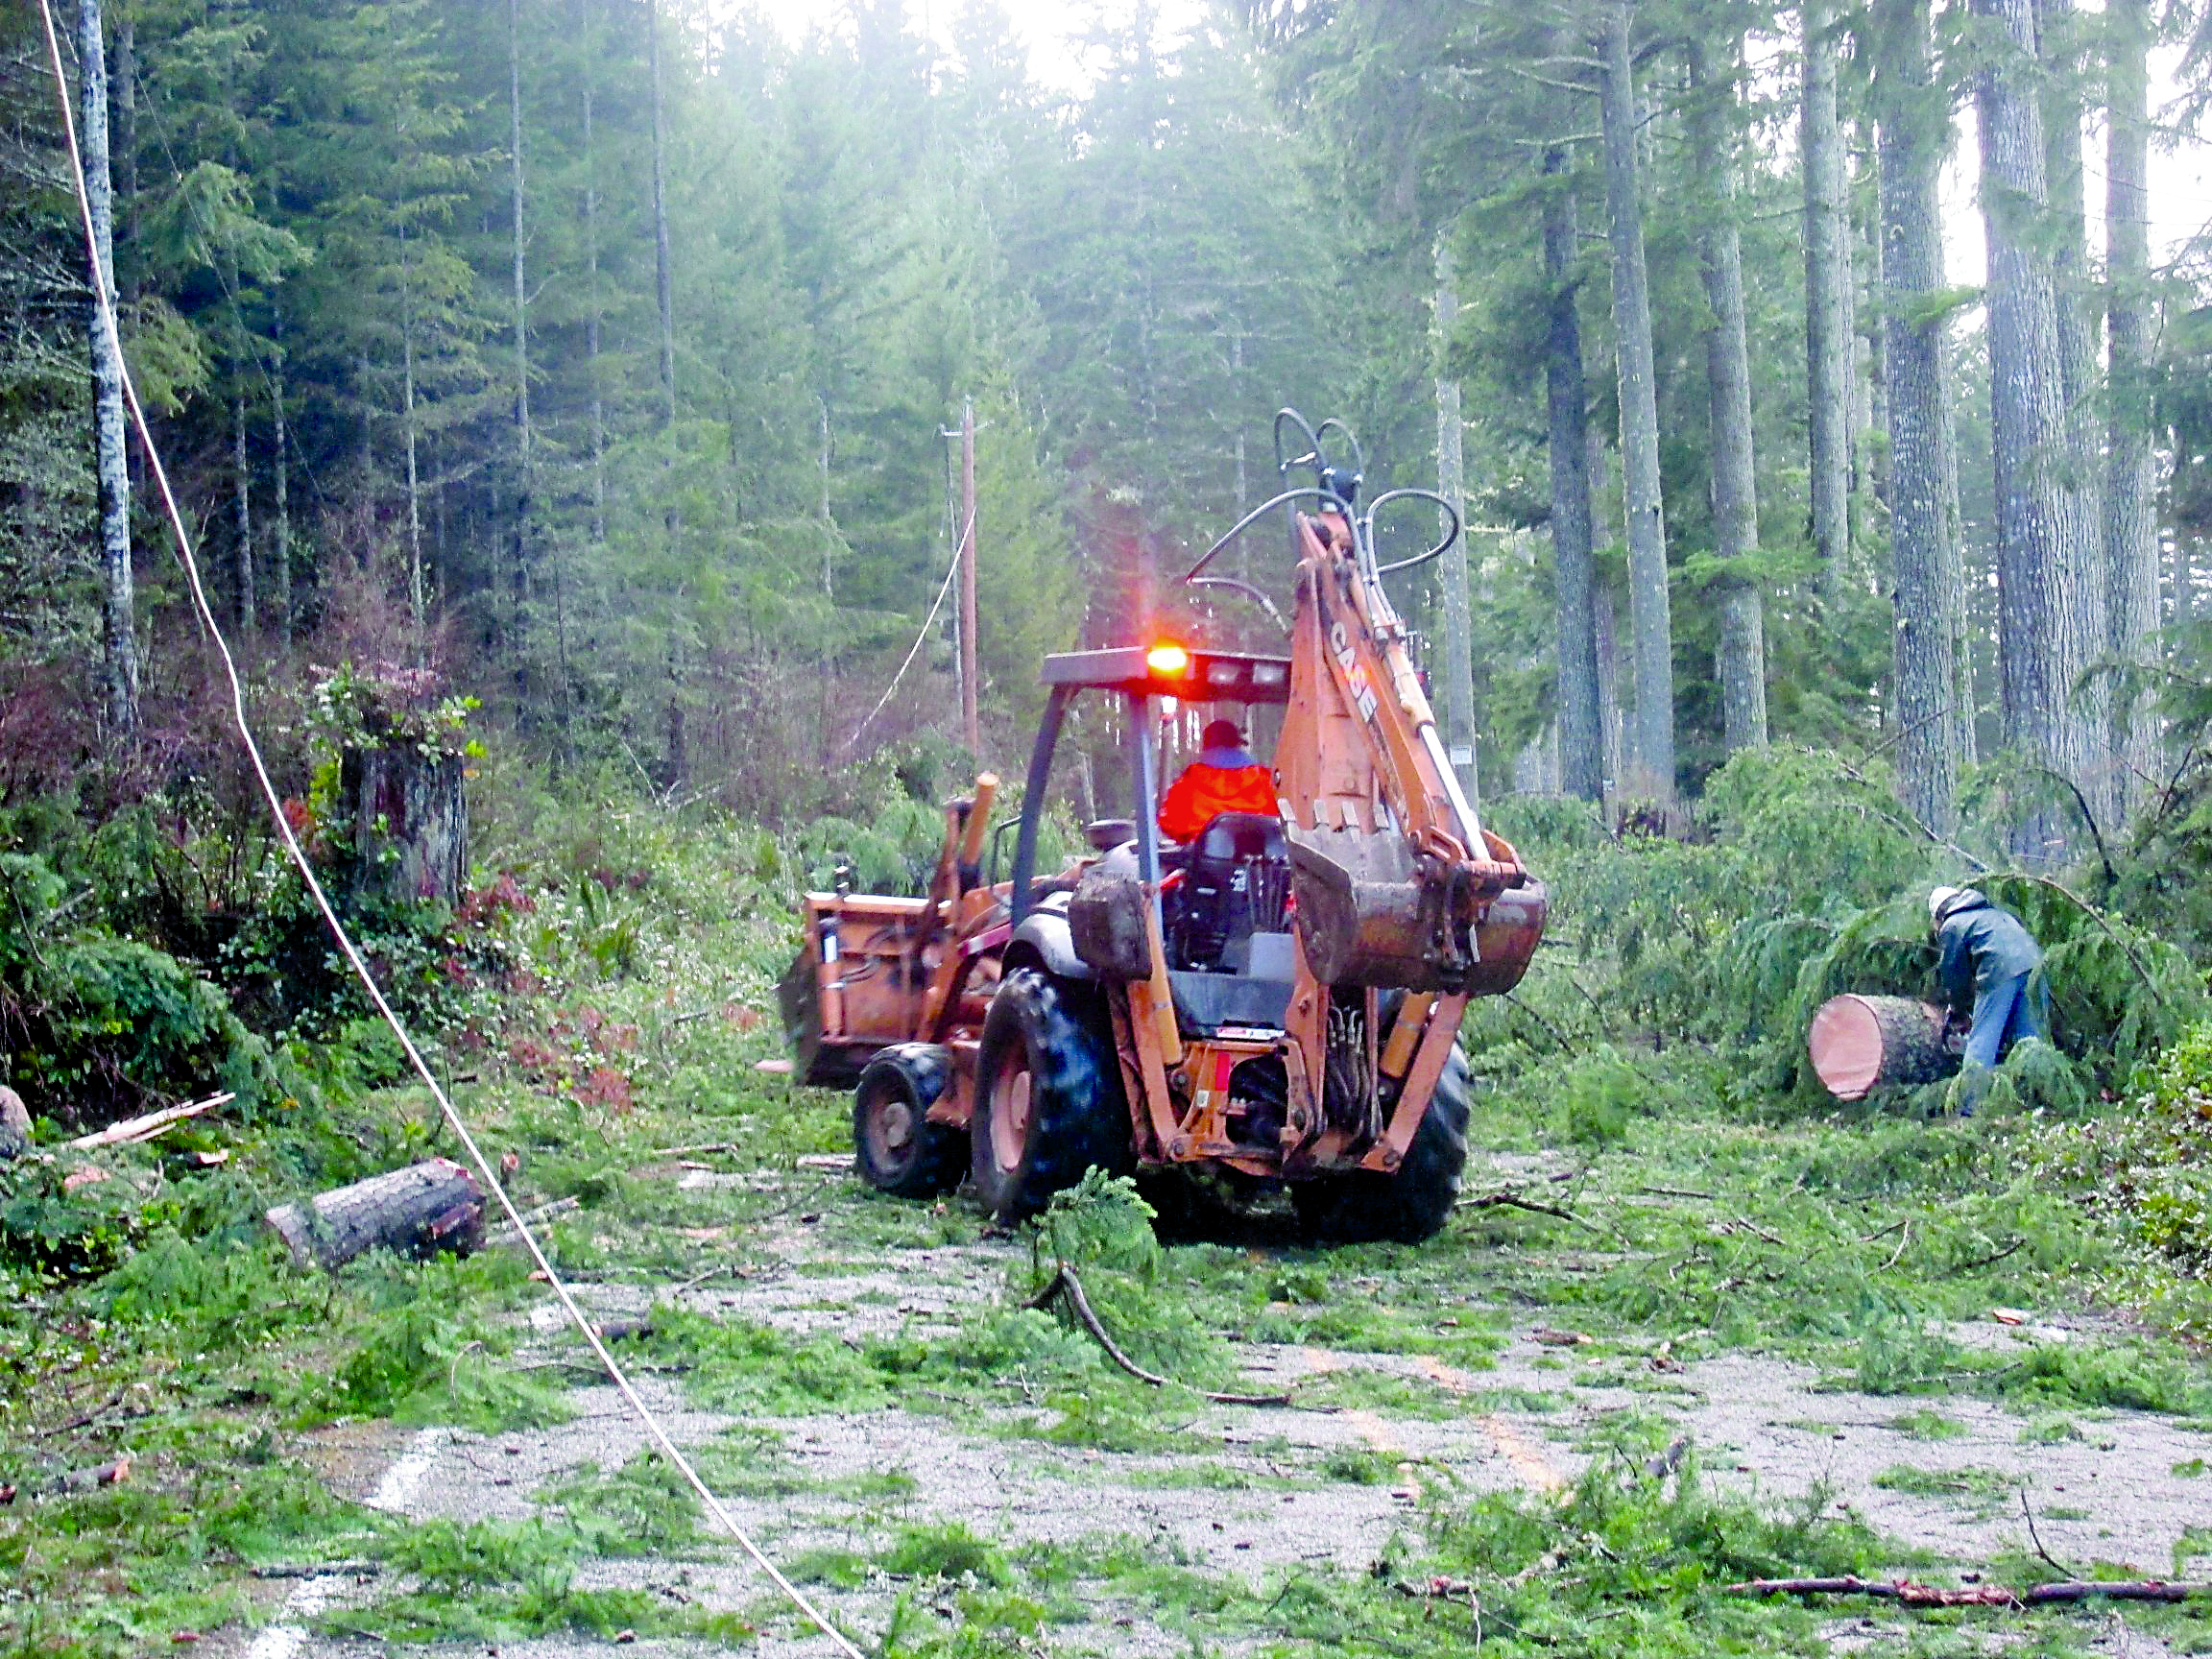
1928 885 1963 923
1201 719 1244 750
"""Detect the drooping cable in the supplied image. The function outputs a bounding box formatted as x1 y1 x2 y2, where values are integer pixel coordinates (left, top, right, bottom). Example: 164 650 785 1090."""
844 502 973 752
33 10 863 1653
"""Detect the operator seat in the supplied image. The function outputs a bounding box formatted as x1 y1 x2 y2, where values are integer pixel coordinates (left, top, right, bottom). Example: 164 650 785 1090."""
1169 811 1291 973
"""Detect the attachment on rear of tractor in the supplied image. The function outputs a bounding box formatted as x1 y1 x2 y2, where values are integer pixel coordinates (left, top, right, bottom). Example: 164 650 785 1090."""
1287 825 1545 996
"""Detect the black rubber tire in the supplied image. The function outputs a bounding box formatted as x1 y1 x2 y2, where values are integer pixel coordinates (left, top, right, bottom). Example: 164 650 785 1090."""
1291 1043 1471 1244
970 969 1131 1224
853 1044 967 1199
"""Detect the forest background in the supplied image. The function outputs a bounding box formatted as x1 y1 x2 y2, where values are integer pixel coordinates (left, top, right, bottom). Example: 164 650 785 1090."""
2 0 2206 845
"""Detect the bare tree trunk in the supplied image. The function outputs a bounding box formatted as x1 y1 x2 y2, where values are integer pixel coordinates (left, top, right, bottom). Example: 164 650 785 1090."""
1690 39 1767 755
1875 0 1960 831
508 0 535 702
2105 0 2159 818
80 0 138 736
271 297 291 645
1943 373 1976 764
1804 0 1853 593
1588 422 1624 788
233 378 253 635
1433 237 1478 801
1600 2 1674 799
1543 148 1602 803
1862 130 1889 512
2036 0 2111 824
400 228 425 640
646 0 676 423
578 0 606 546
1978 0 2088 860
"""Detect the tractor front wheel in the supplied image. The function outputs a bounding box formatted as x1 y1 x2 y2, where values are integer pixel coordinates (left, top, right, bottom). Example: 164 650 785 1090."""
854 1044 966 1198
970 969 1130 1224
1292 1044 1471 1244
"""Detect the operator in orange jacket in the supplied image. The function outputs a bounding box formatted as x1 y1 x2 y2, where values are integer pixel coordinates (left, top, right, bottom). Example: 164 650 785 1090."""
1158 719 1278 843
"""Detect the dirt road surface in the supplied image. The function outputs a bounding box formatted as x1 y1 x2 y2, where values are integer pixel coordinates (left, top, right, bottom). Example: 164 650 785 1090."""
238 1160 2212 1658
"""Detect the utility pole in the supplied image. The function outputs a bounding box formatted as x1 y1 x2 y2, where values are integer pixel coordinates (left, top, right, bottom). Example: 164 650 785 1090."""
1434 238 1479 805
958 397 980 758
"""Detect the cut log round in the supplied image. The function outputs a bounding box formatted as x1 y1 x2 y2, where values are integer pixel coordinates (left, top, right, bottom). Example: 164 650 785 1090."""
1808 995 1953 1100
265 1157 486 1271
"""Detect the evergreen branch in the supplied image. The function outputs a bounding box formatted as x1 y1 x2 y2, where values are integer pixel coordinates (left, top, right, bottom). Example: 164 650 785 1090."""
1027 1262 1290 1407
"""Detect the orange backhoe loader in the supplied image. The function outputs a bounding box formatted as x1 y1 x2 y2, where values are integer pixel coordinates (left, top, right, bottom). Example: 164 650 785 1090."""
779 411 1547 1241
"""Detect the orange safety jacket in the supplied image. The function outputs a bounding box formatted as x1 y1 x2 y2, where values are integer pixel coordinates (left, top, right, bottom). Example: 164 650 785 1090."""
1158 760 1279 843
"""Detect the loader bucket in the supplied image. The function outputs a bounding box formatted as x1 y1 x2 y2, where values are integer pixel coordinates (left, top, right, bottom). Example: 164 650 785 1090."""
1287 826 1547 996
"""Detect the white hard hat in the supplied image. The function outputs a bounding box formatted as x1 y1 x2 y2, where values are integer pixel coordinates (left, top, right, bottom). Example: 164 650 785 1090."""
1928 885 1962 922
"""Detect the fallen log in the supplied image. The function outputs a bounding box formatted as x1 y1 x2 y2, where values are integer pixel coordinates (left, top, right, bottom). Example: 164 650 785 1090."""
265 1158 485 1271
1725 1575 2210 1607
1808 996 1954 1100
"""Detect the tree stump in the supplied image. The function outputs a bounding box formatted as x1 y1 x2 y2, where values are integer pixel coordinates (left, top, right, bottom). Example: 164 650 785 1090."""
317 663 470 909
1808 995 1955 1099
340 745 468 908
265 1157 486 1271
0 1085 29 1160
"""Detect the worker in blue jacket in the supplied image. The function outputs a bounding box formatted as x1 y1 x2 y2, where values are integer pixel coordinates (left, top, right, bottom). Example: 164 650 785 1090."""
1929 886 2048 1093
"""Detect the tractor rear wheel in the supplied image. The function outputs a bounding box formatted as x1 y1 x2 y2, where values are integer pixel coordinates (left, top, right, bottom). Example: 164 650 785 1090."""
970 969 1130 1224
853 1044 965 1198
1291 1043 1470 1244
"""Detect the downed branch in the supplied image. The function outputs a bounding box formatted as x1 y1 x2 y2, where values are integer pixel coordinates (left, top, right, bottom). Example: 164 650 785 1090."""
484 1195 581 1249
1459 1187 1610 1238
1724 1575 2211 1607
1027 1262 1289 1407
61 1092 234 1152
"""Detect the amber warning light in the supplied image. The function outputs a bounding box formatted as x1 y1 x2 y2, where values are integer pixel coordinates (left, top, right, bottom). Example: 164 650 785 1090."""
1144 642 1191 675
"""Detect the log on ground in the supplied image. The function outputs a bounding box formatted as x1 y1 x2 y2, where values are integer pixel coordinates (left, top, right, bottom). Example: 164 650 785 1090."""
1808 995 1954 1100
265 1157 486 1271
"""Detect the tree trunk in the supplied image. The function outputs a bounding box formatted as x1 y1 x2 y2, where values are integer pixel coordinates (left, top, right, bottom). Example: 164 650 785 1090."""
2105 0 2159 819
1600 2 1674 799
646 0 676 423
1434 237 1478 802
1543 147 1602 803
579 0 606 546
1589 424 1625 788
265 1159 486 1272
233 379 254 635
1808 995 1953 1099
1803 0 1853 593
1863 137 1888 512
2036 0 2111 826
400 229 426 639
80 0 139 736
1978 0 2090 861
1690 39 1767 755
1943 371 1976 764
508 0 535 705
112 12 134 239
271 298 291 645
1874 0 1960 831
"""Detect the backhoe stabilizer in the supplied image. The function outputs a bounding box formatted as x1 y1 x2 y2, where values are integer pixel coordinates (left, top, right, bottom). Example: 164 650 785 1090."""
1287 825 1547 996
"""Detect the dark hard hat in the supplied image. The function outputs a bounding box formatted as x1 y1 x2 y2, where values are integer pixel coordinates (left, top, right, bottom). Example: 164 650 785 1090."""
1201 718 1244 750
